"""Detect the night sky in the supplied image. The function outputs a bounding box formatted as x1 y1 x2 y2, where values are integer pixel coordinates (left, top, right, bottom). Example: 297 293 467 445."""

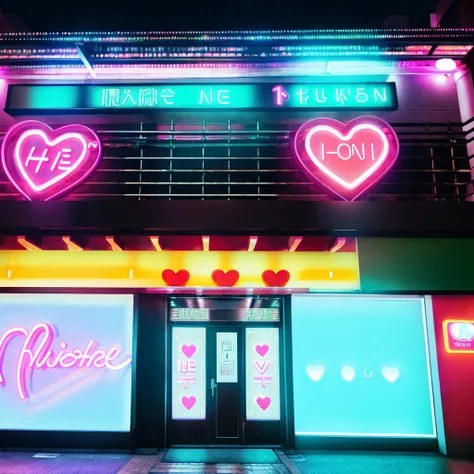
1 0 437 31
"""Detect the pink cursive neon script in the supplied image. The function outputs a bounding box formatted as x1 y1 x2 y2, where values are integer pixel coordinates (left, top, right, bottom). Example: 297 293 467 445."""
0 323 132 400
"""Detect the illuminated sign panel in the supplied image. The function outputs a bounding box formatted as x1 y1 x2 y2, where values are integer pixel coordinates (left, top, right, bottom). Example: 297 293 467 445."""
172 327 206 420
246 327 280 421
170 308 210 321
244 309 280 322
1 120 101 201
292 295 436 438
443 320 474 353
217 332 238 383
292 116 399 200
0 294 133 432
6 83 397 113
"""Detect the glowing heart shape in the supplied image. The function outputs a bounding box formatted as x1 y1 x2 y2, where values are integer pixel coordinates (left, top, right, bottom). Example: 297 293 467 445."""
256 396 271 411
211 269 240 287
181 344 196 358
1 120 102 201
255 344 269 357
341 365 355 382
306 365 325 382
181 396 196 410
262 270 290 287
292 116 399 201
162 269 190 286
382 366 400 383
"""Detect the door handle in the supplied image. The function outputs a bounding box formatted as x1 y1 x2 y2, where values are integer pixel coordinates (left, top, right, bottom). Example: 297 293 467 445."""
211 378 217 397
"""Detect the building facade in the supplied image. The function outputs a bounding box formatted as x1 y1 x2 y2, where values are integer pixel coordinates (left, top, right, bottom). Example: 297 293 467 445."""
0 29 473 456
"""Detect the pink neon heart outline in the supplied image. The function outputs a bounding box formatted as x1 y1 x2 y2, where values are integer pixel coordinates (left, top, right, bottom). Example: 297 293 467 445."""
292 116 399 201
15 130 89 192
304 124 390 190
1 120 102 201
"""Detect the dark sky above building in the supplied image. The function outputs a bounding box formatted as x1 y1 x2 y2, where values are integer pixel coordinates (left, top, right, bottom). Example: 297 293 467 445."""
1 0 437 31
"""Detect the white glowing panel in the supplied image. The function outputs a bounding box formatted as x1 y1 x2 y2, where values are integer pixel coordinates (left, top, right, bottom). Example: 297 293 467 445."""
172 327 206 420
0 294 133 432
217 332 238 383
246 327 280 421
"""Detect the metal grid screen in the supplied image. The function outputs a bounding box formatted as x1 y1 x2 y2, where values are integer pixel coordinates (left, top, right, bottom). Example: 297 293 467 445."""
0 118 470 201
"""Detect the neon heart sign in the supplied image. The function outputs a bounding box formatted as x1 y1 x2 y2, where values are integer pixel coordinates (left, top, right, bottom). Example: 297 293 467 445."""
292 116 399 201
1 120 102 201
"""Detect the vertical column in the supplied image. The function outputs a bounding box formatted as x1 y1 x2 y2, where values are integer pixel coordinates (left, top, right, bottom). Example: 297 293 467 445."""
431 295 474 457
455 68 474 200
134 294 167 451
283 295 295 448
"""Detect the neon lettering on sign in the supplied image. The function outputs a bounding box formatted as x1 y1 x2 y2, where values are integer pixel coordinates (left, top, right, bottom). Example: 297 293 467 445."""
6 83 398 113
0 322 132 400
292 116 399 200
1 120 102 201
271 84 396 109
443 319 474 353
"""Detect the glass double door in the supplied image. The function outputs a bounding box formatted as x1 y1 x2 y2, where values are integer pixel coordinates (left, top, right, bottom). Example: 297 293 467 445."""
168 324 282 446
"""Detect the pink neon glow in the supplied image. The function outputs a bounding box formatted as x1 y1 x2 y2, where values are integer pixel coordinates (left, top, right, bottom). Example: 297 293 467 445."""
272 85 289 105
1 121 102 201
0 323 132 400
305 124 390 190
292 116 399 201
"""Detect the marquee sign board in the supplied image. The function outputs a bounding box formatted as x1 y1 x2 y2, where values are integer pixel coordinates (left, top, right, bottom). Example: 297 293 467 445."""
5 83 398 113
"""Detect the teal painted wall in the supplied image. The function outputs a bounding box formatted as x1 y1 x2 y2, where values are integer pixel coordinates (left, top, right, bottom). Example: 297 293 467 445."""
358 238 474 292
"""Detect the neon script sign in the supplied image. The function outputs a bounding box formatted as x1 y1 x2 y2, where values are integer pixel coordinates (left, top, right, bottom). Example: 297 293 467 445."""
0 322 132 400
1 120 102 201
6 83 397 112
292 116 399 200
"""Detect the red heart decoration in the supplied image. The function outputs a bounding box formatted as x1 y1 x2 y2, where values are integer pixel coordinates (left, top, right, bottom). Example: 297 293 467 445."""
262 270 290 287
211 269 240 287
162 269 190 286
1 120 102 201
292 116 399 201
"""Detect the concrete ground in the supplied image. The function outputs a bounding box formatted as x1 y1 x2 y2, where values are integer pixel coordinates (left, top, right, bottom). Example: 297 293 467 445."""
0 450 474 474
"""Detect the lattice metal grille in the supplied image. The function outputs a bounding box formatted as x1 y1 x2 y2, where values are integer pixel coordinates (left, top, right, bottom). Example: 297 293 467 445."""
0 118 470 201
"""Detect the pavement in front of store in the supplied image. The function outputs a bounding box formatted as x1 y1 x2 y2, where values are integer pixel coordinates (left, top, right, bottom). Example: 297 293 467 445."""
1 449 474 473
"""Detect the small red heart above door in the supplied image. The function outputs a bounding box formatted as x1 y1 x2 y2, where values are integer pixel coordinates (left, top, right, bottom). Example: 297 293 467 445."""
211 269 240 287
262 270 290 287
162 269 190 286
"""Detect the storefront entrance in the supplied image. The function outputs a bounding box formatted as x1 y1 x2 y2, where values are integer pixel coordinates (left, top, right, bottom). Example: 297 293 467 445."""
167 297 284 446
